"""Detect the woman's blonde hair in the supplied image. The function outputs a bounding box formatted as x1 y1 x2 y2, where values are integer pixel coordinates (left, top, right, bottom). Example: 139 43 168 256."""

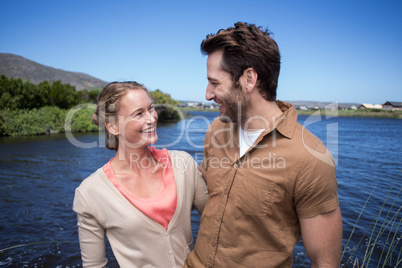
92 81 150 151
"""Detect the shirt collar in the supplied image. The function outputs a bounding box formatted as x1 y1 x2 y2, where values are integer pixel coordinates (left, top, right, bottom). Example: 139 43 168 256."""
274 100 297 139
254 100 297 140
232 100 298 149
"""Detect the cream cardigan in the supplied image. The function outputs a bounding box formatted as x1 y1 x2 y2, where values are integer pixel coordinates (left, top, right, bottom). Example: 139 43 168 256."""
73 150 208 268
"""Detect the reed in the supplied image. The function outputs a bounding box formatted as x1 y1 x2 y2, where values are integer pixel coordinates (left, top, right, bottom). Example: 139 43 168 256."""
341 172 402 267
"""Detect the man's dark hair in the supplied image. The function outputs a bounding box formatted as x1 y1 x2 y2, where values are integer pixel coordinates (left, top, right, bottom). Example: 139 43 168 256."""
201 22 281 101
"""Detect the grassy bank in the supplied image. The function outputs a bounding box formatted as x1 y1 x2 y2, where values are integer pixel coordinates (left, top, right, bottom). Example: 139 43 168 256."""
1 106 401 137
0 103 182 137
297 109 402 119
0 76 182 136
181 107 402 119
0 105 98 136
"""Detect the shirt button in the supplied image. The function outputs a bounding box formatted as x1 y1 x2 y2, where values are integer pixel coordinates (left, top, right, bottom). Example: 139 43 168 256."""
212 242 215 247
217 217 220 222
164 232 169 236
224 190 228 195
233 163 238 168
169 250 173 255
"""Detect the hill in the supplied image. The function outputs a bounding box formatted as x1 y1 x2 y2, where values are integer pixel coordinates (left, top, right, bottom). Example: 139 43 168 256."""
285 100 361 109
0 53 107 90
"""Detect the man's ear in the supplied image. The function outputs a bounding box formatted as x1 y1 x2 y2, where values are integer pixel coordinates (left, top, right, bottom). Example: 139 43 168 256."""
105 122 119 136
242 68 258 93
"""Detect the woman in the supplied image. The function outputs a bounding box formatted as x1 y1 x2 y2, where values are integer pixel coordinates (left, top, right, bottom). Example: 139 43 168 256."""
73 81 208 267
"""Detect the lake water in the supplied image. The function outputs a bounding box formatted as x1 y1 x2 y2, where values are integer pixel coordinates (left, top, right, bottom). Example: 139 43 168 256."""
0 111 401 267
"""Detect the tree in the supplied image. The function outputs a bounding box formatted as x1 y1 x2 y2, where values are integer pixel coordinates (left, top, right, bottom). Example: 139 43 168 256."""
87 88 102 103
46 81 80 109
150 89 181 121
0 76 43 109
150 89 179 106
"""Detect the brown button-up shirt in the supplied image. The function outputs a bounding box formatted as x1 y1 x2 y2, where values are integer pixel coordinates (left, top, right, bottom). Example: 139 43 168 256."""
185 101 339 267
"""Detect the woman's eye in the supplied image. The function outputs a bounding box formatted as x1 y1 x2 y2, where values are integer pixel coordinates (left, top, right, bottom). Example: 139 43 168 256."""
134 112 142 117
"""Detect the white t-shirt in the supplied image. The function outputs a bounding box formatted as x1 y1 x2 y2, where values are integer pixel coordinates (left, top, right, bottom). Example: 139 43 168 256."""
239 126 264 157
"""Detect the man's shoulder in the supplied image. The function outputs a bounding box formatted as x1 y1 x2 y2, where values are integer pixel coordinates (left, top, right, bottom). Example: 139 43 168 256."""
206 118 235 136
209 117 230 129
293 121 328 154
291 121 336 168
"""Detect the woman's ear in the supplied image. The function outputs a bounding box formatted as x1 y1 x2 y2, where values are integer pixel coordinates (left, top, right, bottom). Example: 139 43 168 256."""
105 122 119 136
242 68 258 93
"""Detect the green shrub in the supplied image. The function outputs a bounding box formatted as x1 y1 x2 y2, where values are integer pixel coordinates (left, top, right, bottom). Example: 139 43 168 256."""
150 89 181 121
0 77 183 136
0 105 99 136
0 108 66 136
65 104 98 133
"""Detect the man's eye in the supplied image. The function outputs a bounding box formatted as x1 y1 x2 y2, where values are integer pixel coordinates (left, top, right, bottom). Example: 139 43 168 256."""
149 106 155 111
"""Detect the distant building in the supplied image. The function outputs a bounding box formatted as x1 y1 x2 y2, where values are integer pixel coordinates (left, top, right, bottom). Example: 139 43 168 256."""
187 102 199 107
292 104 306 110
382 101 402 111
201 103 219 109
291 101 358 110
338 103 358 110
358 103 383 110
178 101 219 109
178 103 187 107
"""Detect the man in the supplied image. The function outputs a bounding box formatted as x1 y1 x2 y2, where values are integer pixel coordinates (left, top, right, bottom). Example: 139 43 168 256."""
185 22 342 267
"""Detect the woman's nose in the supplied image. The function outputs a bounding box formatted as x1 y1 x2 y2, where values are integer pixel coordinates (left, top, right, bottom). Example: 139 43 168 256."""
146 111 157 123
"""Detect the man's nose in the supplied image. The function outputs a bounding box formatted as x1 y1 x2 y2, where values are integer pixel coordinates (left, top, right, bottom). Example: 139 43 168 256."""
205 84 215 101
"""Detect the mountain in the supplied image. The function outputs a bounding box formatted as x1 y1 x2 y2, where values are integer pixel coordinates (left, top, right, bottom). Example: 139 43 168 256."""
0 53 108 90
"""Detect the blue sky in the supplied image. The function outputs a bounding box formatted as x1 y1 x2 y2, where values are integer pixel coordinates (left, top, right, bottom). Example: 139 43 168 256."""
1 0 401 104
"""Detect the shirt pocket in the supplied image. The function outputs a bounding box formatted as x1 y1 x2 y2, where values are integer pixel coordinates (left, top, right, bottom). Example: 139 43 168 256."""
235 176 276 216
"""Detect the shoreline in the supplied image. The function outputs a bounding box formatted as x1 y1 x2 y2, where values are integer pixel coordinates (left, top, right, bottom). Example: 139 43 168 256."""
296 109 402 119
180 107 402 119
1 108 400 137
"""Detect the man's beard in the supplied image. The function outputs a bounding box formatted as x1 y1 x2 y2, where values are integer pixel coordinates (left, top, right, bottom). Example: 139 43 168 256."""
219 85 251 126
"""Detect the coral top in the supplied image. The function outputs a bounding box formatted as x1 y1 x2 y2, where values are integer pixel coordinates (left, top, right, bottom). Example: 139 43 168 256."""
103 147 177 230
